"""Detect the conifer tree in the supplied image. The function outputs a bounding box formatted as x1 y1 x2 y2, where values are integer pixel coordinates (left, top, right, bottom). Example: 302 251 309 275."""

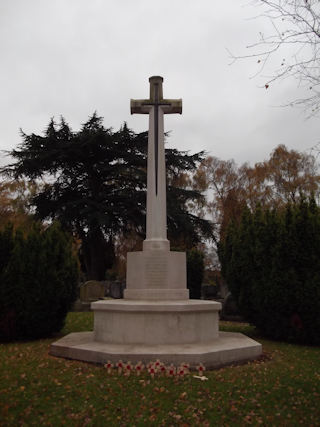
219 199 320 345
2 114 213 280
0 223 78 341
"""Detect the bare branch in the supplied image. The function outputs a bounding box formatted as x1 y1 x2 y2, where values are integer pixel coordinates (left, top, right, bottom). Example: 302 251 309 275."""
232 0 320 115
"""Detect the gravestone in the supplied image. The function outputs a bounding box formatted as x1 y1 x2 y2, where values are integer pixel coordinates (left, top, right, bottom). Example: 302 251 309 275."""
109 281 125 299
50 76 262 368
80 280 105 302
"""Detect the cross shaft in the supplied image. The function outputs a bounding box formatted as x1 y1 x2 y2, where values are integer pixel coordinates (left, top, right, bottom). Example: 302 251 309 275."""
131 76 182 194
130 76 182 249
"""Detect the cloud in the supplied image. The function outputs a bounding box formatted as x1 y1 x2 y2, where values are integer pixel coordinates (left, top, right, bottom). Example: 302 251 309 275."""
0 0 318 169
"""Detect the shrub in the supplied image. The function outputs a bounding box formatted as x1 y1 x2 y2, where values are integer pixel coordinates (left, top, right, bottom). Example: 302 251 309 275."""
187 248 204 299
218 199 320 345
0 223 79 341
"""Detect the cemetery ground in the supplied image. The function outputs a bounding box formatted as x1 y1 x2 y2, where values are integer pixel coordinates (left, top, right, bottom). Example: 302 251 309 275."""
0 313 319 426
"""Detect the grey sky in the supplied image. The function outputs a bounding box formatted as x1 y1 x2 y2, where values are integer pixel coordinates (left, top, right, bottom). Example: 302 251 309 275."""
1 0 319 168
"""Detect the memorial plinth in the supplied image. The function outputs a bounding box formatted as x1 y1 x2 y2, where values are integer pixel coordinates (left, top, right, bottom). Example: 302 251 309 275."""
50 76 262 368
124 250 189 300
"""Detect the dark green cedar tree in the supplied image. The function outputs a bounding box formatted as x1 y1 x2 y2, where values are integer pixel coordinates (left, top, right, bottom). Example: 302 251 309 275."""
2 114 213 280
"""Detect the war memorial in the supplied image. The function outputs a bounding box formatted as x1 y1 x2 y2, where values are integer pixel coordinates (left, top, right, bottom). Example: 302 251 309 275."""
50 76 262 367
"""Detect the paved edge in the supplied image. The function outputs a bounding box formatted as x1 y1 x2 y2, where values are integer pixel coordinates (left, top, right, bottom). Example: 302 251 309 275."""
50 331 262 369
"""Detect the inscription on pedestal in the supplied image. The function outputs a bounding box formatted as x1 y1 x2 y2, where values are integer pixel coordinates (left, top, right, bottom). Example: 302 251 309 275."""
145 255 168 288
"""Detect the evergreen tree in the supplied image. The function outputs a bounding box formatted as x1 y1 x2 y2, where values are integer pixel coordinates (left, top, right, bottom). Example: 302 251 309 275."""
219 199 320 345
0 223 78 341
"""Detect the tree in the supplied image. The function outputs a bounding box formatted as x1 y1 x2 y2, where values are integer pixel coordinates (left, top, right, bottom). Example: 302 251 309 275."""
194 144 320 241
239 144 320 209
0 180 37 230
232 0 320 115
0 223 78 341
263 144 320 203
193 156 245 242
166 148 213 249
218 199 320 345
2 114 213 280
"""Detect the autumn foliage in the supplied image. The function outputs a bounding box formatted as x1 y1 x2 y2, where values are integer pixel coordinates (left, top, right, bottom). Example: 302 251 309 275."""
0 223 79 341
194 144 320 241
218 198 320 345
0 180 37 231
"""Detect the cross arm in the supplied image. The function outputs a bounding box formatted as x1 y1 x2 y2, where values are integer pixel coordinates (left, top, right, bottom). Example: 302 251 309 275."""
161 99 182 114
130 98 182 115
130 99 151 114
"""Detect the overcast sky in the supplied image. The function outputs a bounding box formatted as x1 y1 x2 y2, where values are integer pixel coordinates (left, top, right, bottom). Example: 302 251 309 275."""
1 0 319 168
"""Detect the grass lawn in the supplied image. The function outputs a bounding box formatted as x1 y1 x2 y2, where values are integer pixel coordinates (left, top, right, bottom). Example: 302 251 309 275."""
0 312 319 426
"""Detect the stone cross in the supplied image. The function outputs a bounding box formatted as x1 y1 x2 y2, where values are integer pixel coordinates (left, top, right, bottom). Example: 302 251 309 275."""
50 75 262 370
131 76 182 251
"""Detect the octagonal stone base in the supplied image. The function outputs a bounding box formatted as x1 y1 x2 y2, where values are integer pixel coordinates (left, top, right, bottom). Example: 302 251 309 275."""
50 300 262 368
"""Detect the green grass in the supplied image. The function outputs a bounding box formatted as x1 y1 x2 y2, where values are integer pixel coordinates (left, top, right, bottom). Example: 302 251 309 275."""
1 313 319 426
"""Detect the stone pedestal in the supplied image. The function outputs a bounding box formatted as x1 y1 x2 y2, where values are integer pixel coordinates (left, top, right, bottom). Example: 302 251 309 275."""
93 300 220 344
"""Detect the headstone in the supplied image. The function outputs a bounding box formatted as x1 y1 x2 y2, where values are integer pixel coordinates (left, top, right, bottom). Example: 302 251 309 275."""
109 281 125 299
79 280 105 302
